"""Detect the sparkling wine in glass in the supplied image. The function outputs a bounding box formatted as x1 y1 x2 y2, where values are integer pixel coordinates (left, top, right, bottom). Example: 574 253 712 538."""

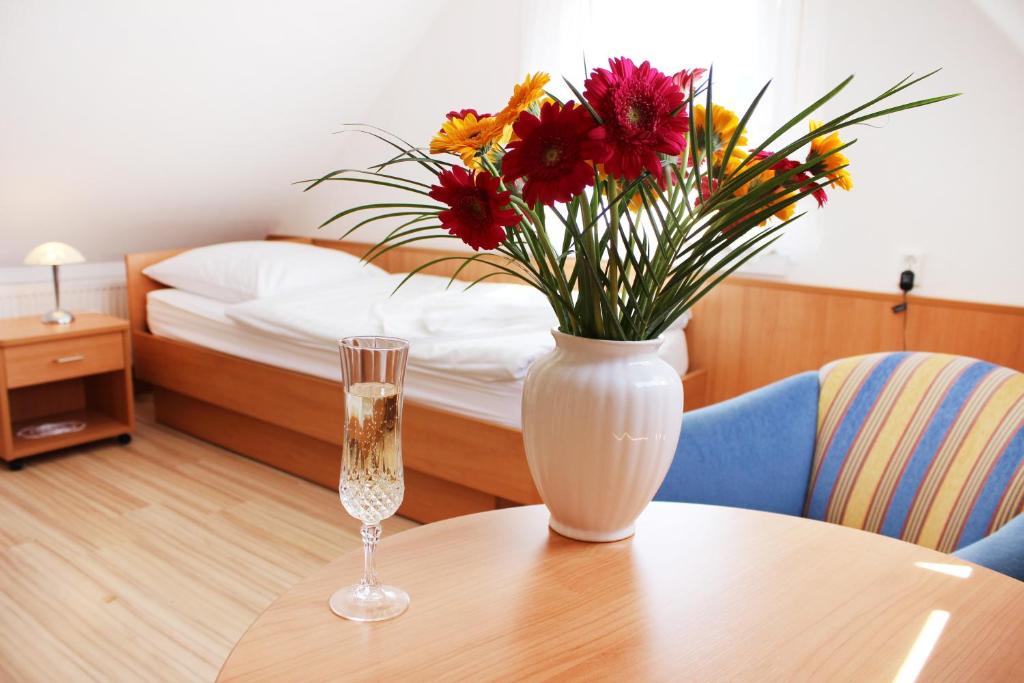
331 336 410 622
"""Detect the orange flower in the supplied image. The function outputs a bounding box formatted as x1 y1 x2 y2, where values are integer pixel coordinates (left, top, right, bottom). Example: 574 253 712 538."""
807 120 853 191
494 72 551 127
430 113 512 170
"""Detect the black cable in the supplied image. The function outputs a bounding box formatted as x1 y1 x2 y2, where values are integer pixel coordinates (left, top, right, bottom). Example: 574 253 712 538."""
891 292 909 351
900 290 908 351
892 269 914 351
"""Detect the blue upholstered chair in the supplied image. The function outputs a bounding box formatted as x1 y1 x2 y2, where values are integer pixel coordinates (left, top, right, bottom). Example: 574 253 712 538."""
655 352 1024 581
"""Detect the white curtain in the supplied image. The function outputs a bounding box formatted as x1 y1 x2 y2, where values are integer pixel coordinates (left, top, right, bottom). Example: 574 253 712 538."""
520 0 806 132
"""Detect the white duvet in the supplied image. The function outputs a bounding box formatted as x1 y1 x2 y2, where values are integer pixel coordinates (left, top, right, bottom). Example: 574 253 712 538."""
226 273 560 382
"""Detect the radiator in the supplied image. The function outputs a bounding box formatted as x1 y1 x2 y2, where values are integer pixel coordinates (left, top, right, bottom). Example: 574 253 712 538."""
0 278 128 319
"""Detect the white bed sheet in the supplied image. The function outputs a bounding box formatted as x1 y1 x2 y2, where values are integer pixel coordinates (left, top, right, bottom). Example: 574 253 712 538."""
225 273 560 382
147 288 532 429
146 277 689 430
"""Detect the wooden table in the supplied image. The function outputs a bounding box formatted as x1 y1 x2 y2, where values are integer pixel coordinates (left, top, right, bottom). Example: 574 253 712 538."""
218 503 1024 682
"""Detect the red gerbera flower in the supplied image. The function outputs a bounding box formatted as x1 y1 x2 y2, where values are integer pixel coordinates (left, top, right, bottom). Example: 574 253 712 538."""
671 68 707 96
439 108 491 133
428 167 519 251
501 101 607 207
696 175 717 204
754 151 829 207
583 57 688 181
445 108 489 121
695 177 754 235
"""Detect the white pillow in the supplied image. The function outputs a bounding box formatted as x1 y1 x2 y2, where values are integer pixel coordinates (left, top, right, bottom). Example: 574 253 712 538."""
143 240 388 303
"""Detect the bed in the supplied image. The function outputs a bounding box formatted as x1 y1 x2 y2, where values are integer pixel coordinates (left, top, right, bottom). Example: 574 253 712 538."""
126 236 708 522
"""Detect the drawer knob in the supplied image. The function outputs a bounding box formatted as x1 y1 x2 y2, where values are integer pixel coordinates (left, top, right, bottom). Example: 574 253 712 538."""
54 354 85 364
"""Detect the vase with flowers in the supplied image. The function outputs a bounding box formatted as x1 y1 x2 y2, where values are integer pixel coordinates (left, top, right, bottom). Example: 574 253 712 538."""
306 58 954 541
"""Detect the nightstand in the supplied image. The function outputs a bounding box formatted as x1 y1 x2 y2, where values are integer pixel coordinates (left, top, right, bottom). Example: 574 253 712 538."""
0 313 134 470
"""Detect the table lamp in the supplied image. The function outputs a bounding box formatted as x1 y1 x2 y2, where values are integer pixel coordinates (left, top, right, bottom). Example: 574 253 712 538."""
23 242 85 324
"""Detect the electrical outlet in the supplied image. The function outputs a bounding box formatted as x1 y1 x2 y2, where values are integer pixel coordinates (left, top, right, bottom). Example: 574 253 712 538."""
899 250 924 283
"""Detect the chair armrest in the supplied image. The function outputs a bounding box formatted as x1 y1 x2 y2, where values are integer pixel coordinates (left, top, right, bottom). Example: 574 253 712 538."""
655 371 819 516
953 514 1024 582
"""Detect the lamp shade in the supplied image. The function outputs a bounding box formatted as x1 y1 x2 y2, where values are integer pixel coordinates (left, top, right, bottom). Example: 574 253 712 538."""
23 242 85 266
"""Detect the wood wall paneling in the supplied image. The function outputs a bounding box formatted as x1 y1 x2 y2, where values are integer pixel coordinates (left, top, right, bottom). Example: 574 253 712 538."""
688 277 1024 405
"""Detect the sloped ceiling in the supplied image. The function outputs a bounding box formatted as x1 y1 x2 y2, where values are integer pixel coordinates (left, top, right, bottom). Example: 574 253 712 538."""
0 0 462 263
974 0 1024 54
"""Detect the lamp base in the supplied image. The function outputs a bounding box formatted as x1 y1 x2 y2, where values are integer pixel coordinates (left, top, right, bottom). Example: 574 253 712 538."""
41 309 75 325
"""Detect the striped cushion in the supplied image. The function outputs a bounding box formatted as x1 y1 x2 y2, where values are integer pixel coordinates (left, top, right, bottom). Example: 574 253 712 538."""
805 352 1024 552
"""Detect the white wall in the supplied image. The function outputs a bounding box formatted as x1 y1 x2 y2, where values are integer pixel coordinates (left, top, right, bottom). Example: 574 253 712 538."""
771 0 1024 305
0 0 469 266
2 0 1021 307
275 1 528 246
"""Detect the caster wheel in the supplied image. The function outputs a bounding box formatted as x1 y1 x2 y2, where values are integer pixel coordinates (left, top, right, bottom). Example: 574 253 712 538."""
7 460 24 471
117 434 132 445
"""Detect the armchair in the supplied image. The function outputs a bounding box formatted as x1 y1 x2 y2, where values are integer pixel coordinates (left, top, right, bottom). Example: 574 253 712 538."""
656 352 1024 581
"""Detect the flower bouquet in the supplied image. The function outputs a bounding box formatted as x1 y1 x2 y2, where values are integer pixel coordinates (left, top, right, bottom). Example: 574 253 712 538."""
307 58 954 541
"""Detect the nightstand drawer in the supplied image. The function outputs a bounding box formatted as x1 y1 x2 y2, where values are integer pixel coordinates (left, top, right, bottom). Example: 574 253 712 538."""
4 333 124 388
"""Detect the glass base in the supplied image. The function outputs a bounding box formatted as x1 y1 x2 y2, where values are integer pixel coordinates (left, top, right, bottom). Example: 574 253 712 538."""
329 583 409 622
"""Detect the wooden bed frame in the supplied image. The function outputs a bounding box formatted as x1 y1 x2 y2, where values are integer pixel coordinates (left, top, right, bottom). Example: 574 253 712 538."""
125 235 708 523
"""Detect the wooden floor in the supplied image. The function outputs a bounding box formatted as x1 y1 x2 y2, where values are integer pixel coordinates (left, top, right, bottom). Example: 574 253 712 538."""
0 396 417 682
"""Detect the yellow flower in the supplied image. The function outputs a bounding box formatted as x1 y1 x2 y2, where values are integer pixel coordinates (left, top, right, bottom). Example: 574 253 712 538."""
429 73 549 168
626 181 658 212
693 104 747 158
808 119 853 191
721 153 769 198
628 191 646 212
771 195 796 221
495 72 551 127
430 113 512 170
723 153 793 223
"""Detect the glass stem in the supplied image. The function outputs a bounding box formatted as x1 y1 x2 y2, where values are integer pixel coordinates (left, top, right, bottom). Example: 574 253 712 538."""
360 523 382 589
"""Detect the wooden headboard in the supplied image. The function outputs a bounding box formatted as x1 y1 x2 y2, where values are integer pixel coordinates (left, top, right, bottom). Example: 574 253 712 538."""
124 248 186 335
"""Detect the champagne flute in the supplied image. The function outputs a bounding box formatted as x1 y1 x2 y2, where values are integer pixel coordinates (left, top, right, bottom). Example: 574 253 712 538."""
331 336 410 622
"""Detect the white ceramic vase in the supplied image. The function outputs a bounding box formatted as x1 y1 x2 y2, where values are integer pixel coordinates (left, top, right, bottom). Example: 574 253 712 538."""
521 330 684 542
